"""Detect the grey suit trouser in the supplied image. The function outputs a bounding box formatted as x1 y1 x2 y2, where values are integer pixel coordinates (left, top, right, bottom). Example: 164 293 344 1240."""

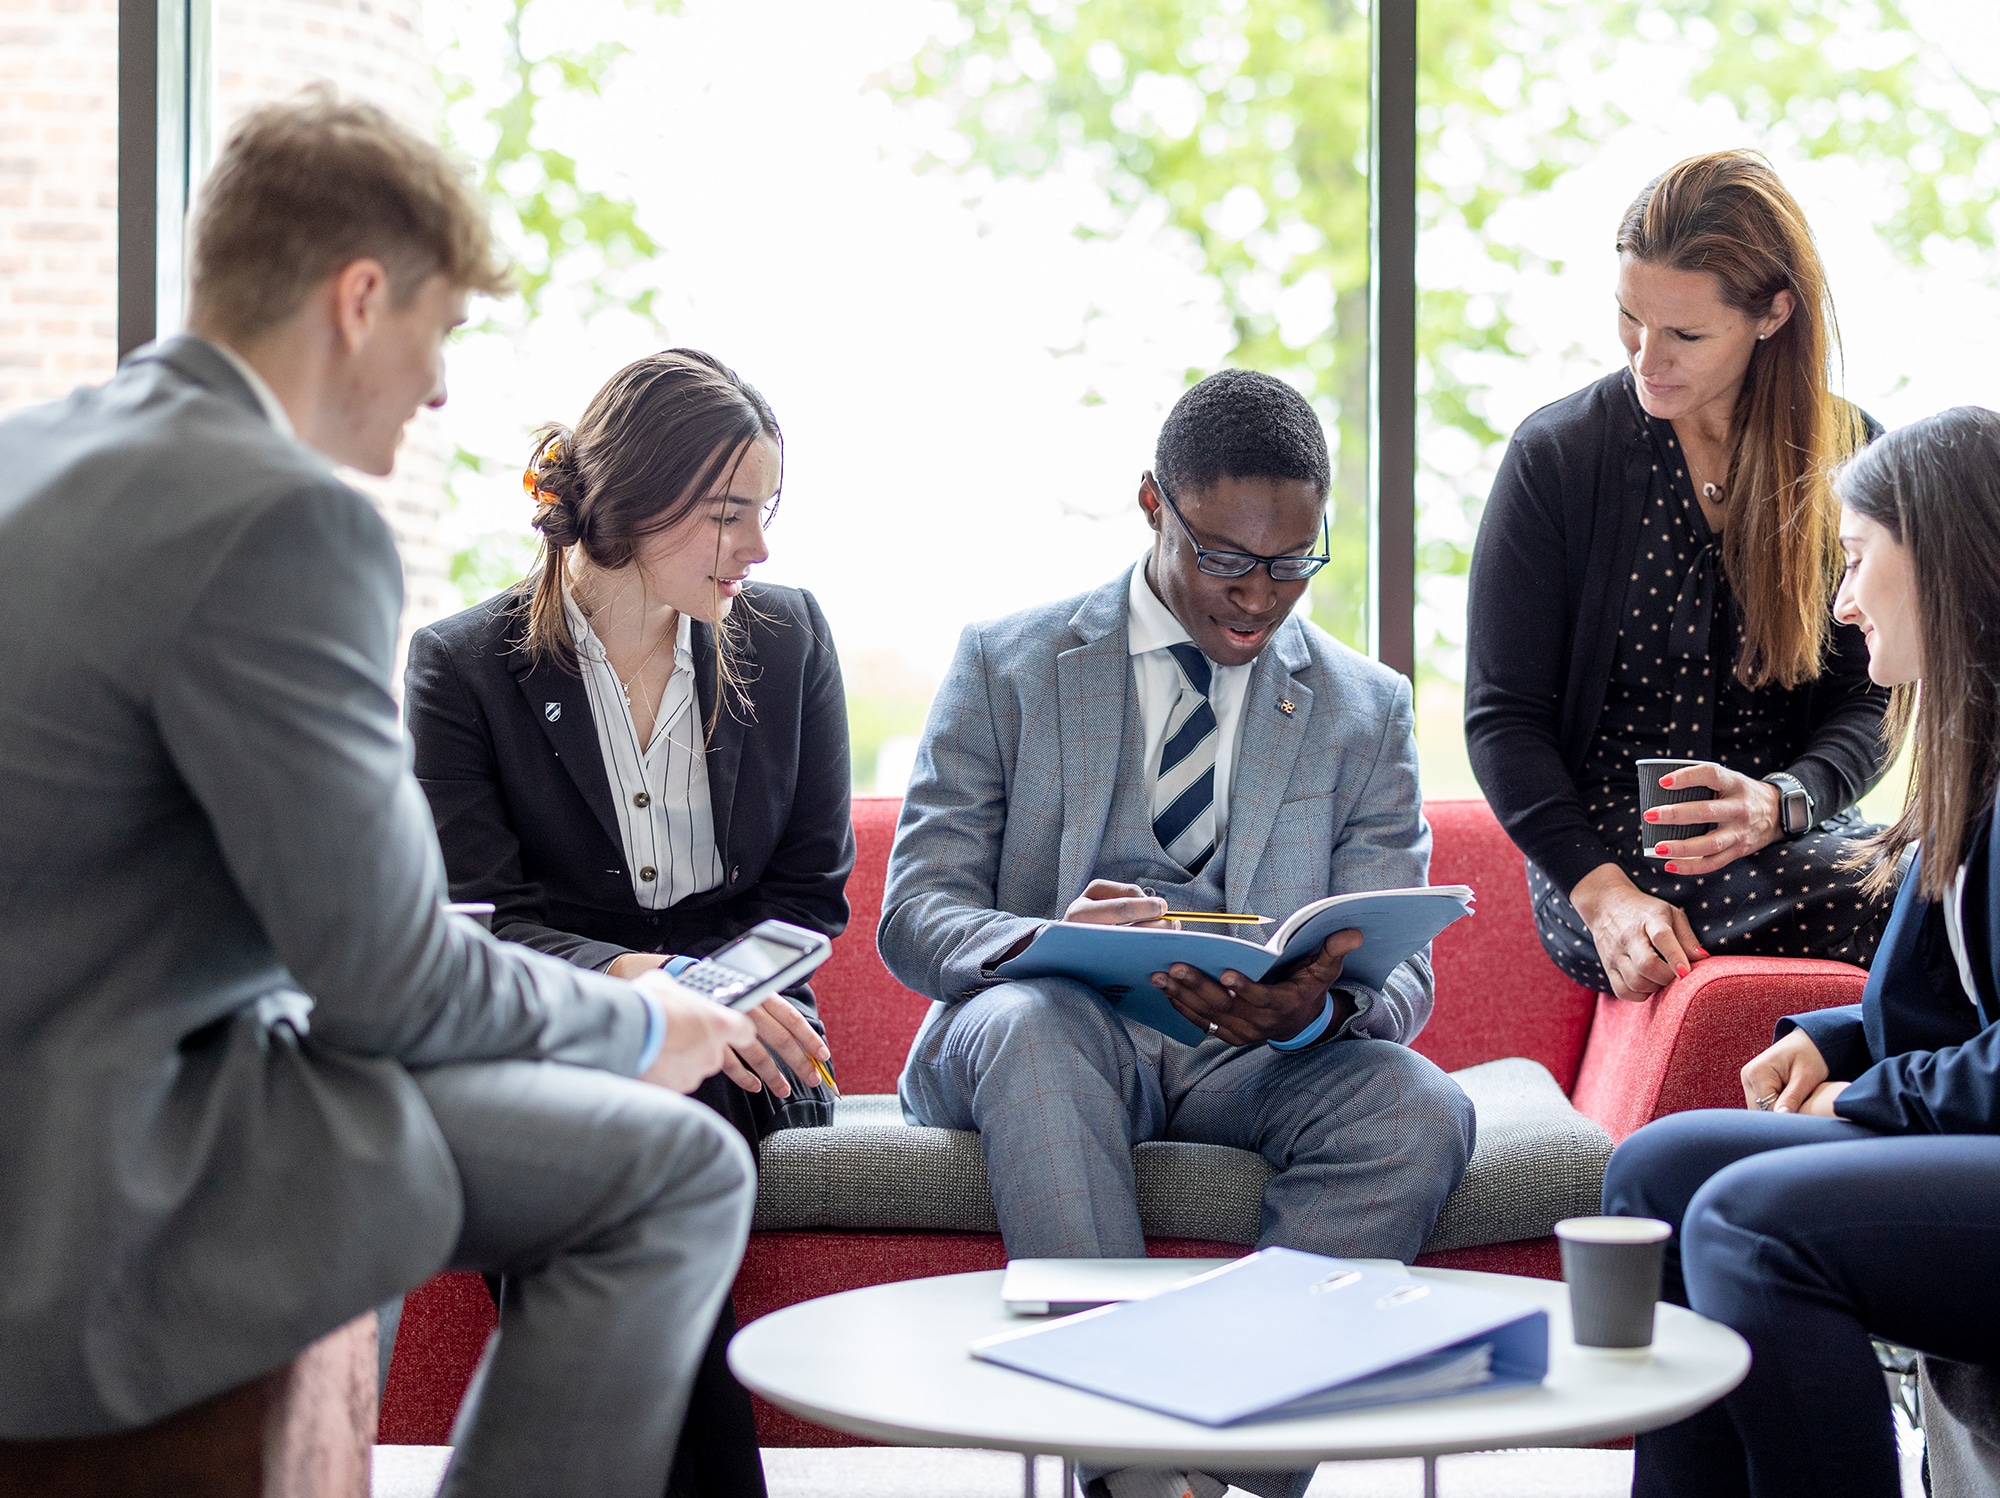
409 1061 755 1498
900 980 1475 1498
901 978 1475 1262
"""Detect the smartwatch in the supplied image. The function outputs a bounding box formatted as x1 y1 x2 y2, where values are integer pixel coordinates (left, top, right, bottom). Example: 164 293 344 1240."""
1763 772 1815 838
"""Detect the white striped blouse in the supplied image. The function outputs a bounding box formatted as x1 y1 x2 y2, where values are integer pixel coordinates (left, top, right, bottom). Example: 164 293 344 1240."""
563 590 724 911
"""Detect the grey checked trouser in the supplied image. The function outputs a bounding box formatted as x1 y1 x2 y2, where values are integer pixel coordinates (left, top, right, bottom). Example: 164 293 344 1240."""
899 977 1475 1263
899 979 1476 1498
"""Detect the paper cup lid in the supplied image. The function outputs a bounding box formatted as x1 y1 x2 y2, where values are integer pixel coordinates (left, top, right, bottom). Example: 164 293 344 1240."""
1555 1215 1672 1245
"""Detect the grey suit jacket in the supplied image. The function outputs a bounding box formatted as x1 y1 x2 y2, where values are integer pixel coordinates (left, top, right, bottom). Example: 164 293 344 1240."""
878 568 1434 1043
0 337 651 1437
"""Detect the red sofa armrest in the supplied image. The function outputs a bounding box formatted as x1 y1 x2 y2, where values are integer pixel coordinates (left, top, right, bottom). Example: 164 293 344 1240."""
1569 955 1867 1142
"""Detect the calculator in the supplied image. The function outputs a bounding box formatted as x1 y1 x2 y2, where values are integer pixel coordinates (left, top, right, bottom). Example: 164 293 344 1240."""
670 919 832 1010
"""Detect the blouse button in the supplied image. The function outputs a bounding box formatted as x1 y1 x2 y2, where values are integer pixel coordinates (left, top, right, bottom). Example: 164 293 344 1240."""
633 791 651 808
639 866 657 882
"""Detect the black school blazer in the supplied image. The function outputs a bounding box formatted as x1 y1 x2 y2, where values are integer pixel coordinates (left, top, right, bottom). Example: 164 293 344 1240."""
404 583 854 1015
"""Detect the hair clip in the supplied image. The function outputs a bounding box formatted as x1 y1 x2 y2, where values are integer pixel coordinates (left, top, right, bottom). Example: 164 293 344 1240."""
523 435 568 505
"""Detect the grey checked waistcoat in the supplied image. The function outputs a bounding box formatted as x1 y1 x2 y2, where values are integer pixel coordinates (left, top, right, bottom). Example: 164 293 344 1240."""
1095 669 1231 914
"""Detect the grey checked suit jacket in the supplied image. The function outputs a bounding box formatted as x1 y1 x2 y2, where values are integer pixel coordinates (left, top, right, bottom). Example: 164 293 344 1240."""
879 568 1435 1043
0 338 652 1438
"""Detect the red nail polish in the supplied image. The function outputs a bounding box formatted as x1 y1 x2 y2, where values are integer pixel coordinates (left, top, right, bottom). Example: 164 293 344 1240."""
1660 775 1673 788
1663 862 1678 873
1676 965 1689 978
1644 810 1658 823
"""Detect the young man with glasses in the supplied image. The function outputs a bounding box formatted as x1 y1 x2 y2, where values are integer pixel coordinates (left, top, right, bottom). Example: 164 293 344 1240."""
879 370 1474 1498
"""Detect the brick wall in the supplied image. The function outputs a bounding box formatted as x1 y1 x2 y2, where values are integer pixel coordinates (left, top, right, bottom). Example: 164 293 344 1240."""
0 0 119 411
0 0 458 642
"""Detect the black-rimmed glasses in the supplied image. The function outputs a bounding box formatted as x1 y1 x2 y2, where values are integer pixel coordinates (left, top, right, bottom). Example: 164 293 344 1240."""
1148 472 1330 581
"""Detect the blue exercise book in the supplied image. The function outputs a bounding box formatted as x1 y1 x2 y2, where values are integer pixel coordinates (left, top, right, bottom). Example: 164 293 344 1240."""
971 1247 1547 1426
993 885 1474 1047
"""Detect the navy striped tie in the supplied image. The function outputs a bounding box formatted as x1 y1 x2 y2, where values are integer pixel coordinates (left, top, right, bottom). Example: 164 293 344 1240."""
1152 642 1218 875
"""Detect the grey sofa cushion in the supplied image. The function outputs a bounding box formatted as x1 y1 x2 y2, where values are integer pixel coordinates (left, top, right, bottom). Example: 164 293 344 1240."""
753 1056 1611 1252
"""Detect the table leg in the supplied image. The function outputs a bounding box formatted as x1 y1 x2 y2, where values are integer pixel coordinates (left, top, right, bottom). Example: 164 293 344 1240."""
1421 1453 1438 1498
1063 1456 1077 1496
1022 1451 1037 1498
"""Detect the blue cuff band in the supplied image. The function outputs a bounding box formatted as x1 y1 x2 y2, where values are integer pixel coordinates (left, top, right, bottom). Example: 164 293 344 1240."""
1267 993 1337 1052
635 991 668 1076
634 956 695 1074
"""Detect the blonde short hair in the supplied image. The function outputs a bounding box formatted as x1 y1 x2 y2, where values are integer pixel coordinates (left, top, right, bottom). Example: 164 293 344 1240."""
188 86 510 339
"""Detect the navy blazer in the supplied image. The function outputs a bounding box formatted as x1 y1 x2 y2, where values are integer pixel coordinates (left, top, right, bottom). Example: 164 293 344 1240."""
404 584 855 1000
1785 797 2000 1133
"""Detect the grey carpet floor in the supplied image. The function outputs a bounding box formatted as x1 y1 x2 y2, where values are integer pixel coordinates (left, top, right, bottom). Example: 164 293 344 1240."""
370 1445 1633 1497
371 1423 1928 1497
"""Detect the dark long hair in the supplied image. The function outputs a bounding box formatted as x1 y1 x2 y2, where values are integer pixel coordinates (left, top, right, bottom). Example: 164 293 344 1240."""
1617 150 1867 690
1839 407 2000 899
519 348 781 726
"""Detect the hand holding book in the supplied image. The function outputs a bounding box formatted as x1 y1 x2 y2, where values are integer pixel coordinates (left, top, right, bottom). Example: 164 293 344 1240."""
1152 927 1363 1045
994 883 1475 1048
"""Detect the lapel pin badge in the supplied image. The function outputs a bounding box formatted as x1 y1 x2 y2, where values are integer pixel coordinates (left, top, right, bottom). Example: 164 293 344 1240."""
544 702 562 722
1277 697 1296 716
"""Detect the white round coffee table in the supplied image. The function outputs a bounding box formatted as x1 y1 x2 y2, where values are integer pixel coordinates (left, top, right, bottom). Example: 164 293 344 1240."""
729 1264 1748 1498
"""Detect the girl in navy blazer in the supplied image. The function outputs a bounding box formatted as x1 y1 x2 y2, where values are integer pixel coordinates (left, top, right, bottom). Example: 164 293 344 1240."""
405 350 853 1498
1605 405 2000 1497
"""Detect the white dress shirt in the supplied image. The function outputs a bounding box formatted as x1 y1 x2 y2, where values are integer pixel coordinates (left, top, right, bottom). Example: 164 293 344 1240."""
1126 557 1253 850
564 590 724 910
208 339 297 440
1946 862 1980 1008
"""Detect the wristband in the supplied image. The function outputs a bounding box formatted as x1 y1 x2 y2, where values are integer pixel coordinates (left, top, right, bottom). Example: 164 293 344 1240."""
1267 993 1337 1052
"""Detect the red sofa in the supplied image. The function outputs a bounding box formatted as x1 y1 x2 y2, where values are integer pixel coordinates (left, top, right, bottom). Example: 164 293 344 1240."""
378 796 1866 1446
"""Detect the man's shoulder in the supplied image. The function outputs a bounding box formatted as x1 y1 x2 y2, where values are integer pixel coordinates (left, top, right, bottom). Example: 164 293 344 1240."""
959 576 1125 662
1290 616 1410 712
0 356 385 580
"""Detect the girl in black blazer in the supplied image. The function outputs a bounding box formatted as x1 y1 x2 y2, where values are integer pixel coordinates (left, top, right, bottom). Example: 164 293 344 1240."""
1606 406 2000 1498
405 349 853 1498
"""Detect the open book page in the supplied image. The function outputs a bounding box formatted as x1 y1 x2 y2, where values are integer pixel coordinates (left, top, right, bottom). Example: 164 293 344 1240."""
1268 884 1475 956
991 885 1474 1047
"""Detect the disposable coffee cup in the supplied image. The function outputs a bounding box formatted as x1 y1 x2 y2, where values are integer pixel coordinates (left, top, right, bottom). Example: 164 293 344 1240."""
1556 1215 1671 1351
1636 758 1715 860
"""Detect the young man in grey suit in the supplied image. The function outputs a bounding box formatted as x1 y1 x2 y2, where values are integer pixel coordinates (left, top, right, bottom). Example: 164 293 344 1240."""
881 371 1475 1498
0 94 823 1498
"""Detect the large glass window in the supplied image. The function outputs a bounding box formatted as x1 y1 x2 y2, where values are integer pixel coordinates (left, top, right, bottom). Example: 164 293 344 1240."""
435 0 1383 792
1413 0 2000 810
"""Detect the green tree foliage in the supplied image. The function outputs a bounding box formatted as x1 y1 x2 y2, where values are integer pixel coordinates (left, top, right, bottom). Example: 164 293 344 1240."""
439 0 674 326
892 0 2000 660
435 0 678 603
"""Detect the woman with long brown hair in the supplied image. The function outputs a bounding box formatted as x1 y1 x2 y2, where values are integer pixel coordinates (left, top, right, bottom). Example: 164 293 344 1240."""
1466 150 1896 1000
404 348 853 1498
1605 405 2000 1498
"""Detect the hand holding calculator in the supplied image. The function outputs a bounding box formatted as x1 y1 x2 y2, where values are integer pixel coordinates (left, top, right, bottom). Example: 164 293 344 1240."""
662 920 839 1095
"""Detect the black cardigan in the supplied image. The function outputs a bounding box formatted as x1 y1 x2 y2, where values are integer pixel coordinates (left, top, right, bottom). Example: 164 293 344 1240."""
1464 370 1891 896
403 583 854 993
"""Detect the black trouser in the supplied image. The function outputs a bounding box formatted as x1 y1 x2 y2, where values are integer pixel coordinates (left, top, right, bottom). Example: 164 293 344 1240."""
1604 1109 2000 1498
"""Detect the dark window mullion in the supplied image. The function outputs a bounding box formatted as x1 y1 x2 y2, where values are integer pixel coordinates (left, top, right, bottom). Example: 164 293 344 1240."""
1368 0 1418 680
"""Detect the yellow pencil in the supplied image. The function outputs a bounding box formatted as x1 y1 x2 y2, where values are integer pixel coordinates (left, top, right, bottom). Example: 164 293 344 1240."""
1159 910 1273 925
807 1052 841 1097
